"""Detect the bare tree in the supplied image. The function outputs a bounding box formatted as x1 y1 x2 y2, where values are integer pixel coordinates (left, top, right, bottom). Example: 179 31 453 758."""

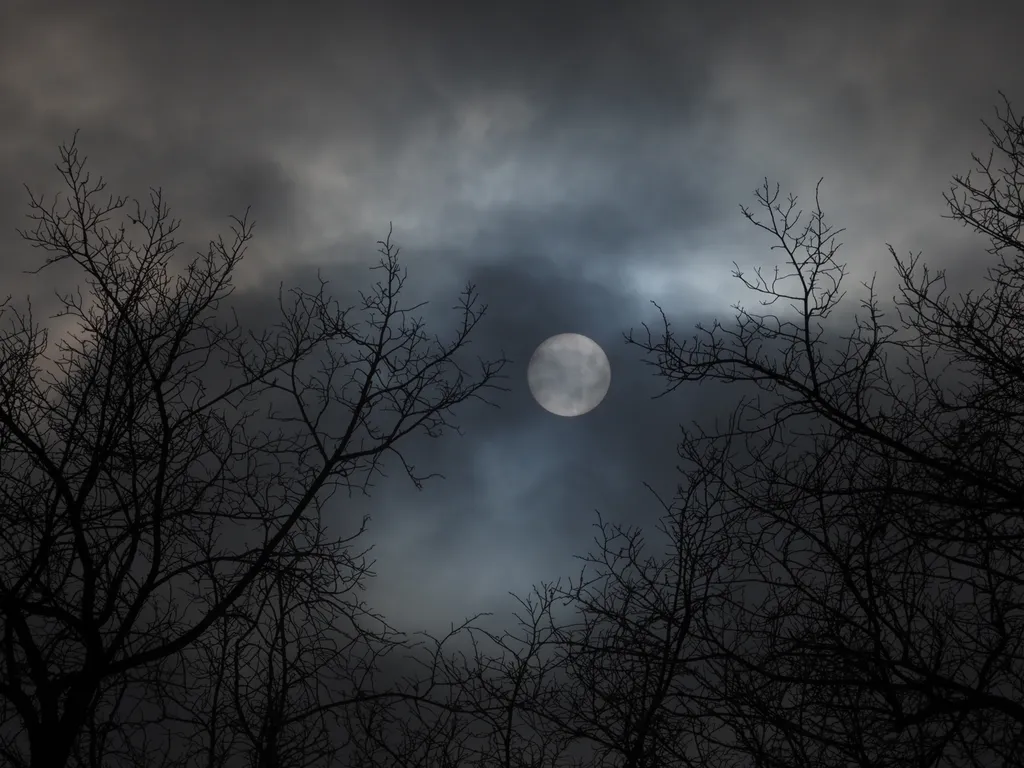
0 135 507 768
327 93 1024 768
138 508 384 768
619 92 1024 767
488 481 741 768
377 466 740 768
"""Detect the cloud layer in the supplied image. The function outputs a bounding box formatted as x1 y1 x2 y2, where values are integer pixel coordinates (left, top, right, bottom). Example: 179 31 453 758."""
3 0 1023 634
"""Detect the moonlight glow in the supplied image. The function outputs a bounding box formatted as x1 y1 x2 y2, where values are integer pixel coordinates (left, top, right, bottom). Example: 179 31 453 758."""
527 333 611 417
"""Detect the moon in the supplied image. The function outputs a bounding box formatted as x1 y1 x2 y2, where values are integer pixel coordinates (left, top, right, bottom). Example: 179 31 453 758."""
527 333 611 417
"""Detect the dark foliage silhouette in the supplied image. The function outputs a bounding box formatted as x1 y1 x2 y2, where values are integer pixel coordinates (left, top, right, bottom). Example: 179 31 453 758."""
379 93 1024 768
0 136 507 768
5 91 1023 768
617 91 1024 767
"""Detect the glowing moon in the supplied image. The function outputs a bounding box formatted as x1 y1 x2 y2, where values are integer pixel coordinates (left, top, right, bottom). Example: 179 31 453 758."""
527 333 611 417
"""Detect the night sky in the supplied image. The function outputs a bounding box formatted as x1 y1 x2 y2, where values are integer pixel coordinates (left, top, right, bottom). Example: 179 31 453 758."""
3 0 1022 639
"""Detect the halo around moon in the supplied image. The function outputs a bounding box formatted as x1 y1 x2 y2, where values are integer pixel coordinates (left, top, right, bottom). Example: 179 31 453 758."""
527 333 611 417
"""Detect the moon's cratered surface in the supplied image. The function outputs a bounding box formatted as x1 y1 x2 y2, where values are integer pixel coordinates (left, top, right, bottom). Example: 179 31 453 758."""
527 333 611 417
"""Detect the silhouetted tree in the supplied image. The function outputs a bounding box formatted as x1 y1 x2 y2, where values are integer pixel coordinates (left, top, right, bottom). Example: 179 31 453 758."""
330 595 574 768
0 136 507 768
416 93 1024 768
375 475 739 768
619 92 1024 767
153 509 385 768
478 491 739 768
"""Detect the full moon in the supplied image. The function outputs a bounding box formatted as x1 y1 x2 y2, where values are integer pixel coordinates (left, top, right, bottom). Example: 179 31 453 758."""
527 333 611 417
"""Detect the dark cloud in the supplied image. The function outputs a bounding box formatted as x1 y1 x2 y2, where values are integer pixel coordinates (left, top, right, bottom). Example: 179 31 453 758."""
3 0 1023 645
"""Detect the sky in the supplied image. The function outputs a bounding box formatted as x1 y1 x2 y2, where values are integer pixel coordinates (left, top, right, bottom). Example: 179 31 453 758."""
2 0 1023 641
